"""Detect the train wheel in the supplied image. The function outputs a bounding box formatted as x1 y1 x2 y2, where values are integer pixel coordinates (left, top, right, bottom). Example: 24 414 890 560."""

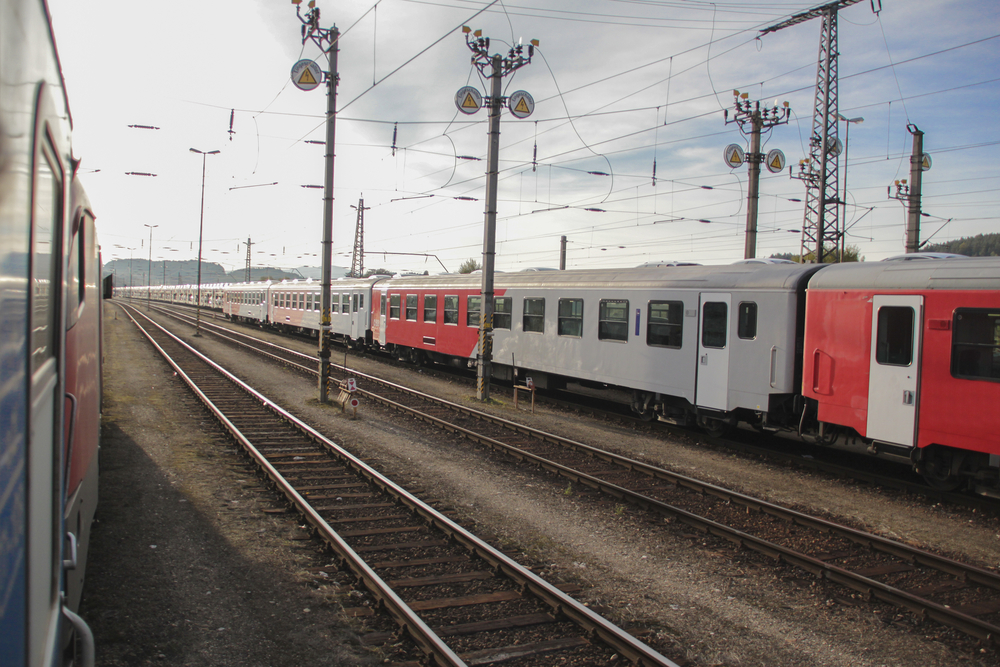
921 447 962 491
697 414 733 438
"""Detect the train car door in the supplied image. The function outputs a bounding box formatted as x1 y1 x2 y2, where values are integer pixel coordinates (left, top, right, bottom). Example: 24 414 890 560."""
695 293 731 410
866 295 923 446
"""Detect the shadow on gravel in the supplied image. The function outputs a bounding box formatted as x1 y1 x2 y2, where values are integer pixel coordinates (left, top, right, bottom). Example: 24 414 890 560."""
80 420 376 667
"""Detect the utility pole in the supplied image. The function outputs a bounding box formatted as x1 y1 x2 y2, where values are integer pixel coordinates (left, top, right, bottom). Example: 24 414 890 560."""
293 0 339 404
460 26 537 402
905 125 924 254
242 237 254 282
724 91 790 259
559 235 567 270
350 197 369 278
762 0 878 263
889 124 931 254
144 224 158 310
190 148 220 337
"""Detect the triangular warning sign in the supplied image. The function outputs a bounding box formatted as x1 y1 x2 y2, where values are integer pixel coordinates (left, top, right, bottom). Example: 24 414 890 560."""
514 98 530 114
462 93 479 109
770 154 783 170
728 150 742 166
923 156 931 169
298 68 318 85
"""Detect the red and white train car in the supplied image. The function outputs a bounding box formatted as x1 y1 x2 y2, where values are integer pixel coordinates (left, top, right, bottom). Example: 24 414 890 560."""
802 258 1000 491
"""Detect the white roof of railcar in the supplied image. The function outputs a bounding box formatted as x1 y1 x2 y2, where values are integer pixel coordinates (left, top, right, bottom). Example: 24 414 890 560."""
378 264 824 292
807 257 1000 291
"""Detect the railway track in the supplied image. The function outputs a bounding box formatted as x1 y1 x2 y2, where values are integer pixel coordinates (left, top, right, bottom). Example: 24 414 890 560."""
142 301 1000 647
150 302 995 509
118 302 677 667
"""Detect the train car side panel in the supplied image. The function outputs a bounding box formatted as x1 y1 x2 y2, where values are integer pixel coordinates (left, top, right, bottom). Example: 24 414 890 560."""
918 290 1000 455
802 289 873 434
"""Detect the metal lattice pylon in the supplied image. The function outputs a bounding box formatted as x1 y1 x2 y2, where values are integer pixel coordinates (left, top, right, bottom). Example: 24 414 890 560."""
350 197 368 278
763 1 870 263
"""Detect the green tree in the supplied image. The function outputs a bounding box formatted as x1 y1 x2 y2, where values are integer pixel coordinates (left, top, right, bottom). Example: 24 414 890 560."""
769 244 863 263
363 268 392 277
458 258 482 274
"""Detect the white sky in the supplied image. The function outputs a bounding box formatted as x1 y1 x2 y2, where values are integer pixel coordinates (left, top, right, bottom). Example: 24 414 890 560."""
48 0 1000 275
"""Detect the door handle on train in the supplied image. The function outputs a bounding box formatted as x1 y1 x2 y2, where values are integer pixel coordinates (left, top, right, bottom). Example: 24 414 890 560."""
903 390 914 405
812 350 821 393
63 531 78 570
769 346 777 388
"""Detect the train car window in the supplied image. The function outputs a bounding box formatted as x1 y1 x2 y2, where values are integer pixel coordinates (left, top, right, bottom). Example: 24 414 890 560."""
359 294 364 310
558 298 584 337
66 217 83 327
523 298 545 333
875 306 914 366
738 302 757 340
389 294 401 319
598 299 628 341
701 302 728 349
380 292 386 316
467 296 481 327
424 295 438 322
353 294 359 313
494 297 512 329
647 301 683 348
31 144 61 375
951 309 1000 381
405 294 417 321
306 293 313 311
444 296 459 324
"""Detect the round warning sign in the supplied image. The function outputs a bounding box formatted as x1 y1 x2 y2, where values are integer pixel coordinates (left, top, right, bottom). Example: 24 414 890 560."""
827 136 843 157
724 144 745 169
921 153 932 171
455 86 482 115
291 60 323 91
508 90 534 119
765 149 786 174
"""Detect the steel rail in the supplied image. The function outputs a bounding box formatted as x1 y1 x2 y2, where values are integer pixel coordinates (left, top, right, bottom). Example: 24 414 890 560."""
122 303 678 667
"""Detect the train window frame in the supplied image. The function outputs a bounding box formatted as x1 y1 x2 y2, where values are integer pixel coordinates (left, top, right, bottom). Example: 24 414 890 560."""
598 299 629 342
701 302 728 349
380 292 386 316
523 297 545 333
467 295 481 327
66 213 85 329
30 130 63 376
557 298 584 337
875 306 914 367
951 308 1000 382
738 302 758 340
353 293 360 313
443 295 459 325
494 296 512 330
389 293 401 319
423 294 438 323
405 294 417 321
647 300 683 348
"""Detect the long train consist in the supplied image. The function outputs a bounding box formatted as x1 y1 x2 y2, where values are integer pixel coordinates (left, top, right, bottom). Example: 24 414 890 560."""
120 257 1000 496
1 1 103 665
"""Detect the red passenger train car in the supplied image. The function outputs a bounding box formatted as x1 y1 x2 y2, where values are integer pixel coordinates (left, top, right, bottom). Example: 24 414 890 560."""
802 259 1000 492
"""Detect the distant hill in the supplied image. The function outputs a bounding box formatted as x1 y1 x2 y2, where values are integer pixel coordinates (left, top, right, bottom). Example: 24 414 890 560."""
922 233 1000 257
102 258 304 287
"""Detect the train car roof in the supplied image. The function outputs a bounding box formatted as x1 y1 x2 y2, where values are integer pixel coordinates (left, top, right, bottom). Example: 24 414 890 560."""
378 263 825 292
807 257 1000 291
